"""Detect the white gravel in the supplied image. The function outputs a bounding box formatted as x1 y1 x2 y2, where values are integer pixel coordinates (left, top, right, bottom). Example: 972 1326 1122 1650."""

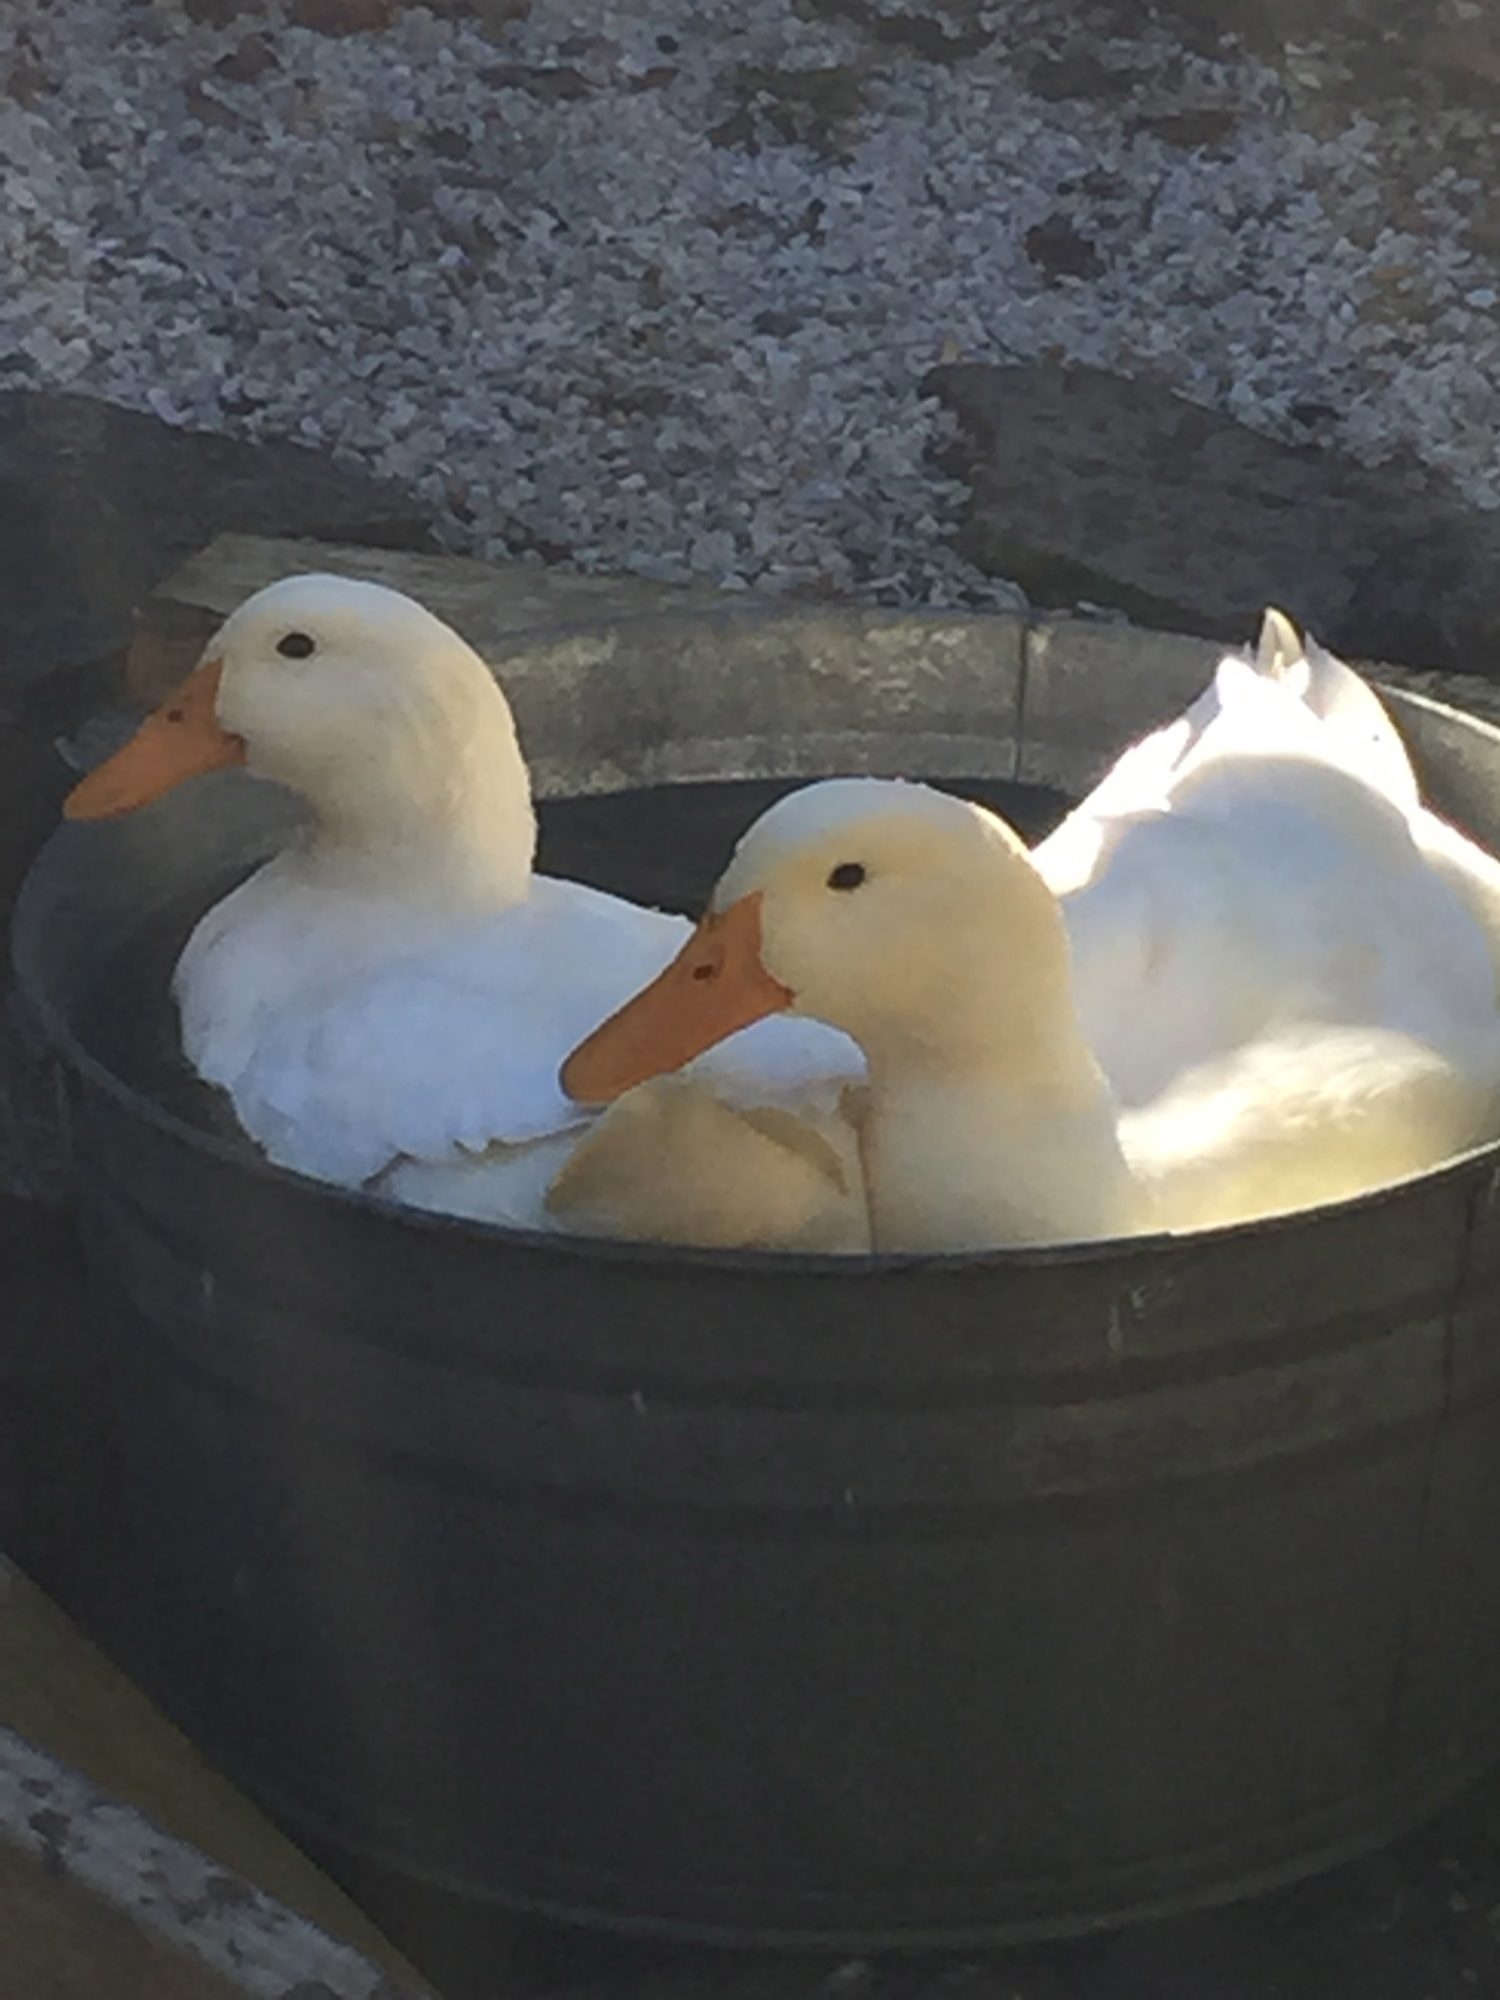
3 0 1500 605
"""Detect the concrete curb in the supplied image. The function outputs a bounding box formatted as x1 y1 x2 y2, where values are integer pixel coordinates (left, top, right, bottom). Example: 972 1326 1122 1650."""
0 1559 435 1997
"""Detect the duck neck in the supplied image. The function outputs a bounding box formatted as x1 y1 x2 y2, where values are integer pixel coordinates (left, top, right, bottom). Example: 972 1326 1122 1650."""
856 999 1139 1253
287 719 538 912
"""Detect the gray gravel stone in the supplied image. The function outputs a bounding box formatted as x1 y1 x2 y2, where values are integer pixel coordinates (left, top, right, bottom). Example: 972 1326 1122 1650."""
6 0 1500 625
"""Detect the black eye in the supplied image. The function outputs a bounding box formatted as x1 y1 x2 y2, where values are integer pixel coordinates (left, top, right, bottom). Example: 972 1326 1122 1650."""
827 862 866 891
276 631 317 660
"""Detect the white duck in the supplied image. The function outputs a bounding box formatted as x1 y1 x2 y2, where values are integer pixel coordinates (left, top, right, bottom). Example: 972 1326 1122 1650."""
562 777 1500 1252
64 574 860 1210
1036 623 1500 1109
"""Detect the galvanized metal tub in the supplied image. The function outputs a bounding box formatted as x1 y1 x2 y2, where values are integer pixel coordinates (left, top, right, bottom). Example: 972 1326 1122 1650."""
13 603 1500 1951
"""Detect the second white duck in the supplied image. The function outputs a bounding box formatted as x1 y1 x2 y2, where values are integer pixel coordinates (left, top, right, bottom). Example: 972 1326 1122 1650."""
562 777 1500 1252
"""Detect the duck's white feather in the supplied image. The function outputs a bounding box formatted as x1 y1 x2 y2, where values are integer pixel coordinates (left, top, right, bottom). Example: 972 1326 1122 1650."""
182 874 689 1182
1285 630 1500 1003
385 1025 865 1239
1274 624 1423 812
1126 1021 1500 1231
1250 618 1500 1007
377 1127 581 1232
544 1072 868 1251
181 846 857 1189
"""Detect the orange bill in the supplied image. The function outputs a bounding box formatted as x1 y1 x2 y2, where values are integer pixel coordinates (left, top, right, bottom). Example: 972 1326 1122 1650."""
562 892 794 1105
64 660 245 822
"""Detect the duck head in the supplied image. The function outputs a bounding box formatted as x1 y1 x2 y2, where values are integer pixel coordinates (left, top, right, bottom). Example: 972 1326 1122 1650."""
65 574 537 894
562 776 1084 1103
